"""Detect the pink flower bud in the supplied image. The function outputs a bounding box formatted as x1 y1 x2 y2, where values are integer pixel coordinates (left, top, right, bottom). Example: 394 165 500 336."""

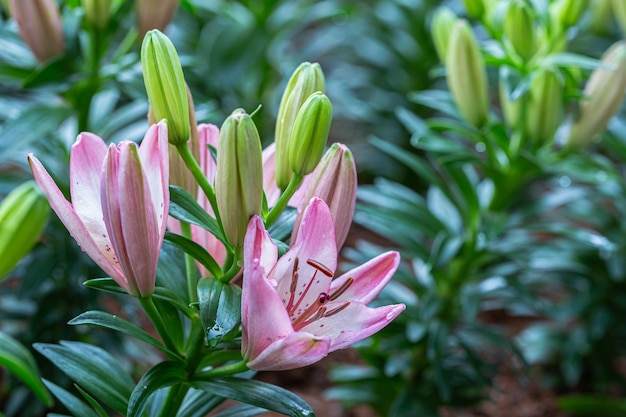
10 0 64 63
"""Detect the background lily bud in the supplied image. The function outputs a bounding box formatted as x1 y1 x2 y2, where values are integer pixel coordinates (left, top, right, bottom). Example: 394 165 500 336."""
613 0 626 37
431 7 458 63
275 62 325 190
553 0 589 28
0 182 50 279
81 0 112 29
462 0 485 19
289 92 333 178
215 109 263 247
504 1 536 61
499 67 524 129
9 0 64 63
141 30 190 145
291 143 357 250
589 0 612 35
568 41 626 147
136 0 180 40
446 20 489 128
525 68 563 142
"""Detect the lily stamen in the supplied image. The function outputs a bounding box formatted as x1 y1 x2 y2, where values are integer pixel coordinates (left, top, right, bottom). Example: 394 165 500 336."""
329 277 354 301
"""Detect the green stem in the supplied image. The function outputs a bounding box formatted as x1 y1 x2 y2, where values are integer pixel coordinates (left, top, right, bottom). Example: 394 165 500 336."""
184 317 206 372
220 246 242 283
180 221 198 304
265 173 303 228
157 384 189 417
194 360 249 380
175 144 223 230
139 296 180 355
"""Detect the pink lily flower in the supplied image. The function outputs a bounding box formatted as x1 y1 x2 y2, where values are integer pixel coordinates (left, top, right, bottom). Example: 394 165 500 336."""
28 123 169 298
242 197 405 371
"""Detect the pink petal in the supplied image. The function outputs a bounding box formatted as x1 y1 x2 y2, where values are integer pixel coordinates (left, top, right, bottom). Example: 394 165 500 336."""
330 251 400 304
262 143 281 207
300 301 405 352
198 123 219 186
246 331 331 371
242 217 290 360
137 122 169 237
28 152 128 292
272 198 337 322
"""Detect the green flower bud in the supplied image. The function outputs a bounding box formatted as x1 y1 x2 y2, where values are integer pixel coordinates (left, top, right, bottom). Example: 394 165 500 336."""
569 41 626 147
499 67 524 129
589 0 612 35
431 7 458 63
525 68 563 142
141 29 190 145
462 0 485 19
554 0 589 28
275 62 325 190
0 181 50 279
81 0 112 29
215 109 263 247
613 0 626 37
504 1 536 61
289 92 333 178
446 20 489 128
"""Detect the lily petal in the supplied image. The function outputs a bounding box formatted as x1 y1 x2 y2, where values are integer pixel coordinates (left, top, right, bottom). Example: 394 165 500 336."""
300 301 406 352
242 216 290 361
330 251 400 304
246 331 331 371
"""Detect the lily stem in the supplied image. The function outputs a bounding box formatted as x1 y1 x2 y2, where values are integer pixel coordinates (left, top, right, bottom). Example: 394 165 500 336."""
175 143 223 233
180 221 198 304
265 173 303 228
157 383 189 417
139 296 180 356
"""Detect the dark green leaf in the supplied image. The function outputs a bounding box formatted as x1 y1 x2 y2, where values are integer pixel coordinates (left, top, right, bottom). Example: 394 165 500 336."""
558 395 626 416
0 332 53 407
68 311 181 359
212 404 268 417
164 233 222 279
43 379 99 417
177 388 225 417
192 377 315 417
34 341 134 414
82 277 126 294
197 278 242 347
169 186 228 245
127 361 188 417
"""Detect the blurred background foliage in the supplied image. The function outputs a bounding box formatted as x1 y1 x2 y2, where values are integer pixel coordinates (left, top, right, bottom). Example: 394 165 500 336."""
3 0 626 416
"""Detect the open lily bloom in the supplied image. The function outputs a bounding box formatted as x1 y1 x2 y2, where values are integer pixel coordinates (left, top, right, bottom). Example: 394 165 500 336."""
242 198 405 371
28 122 169 298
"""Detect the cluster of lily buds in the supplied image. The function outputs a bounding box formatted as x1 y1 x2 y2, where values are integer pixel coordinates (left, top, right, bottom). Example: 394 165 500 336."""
274 62 326 189
0 181 50 279
136 0 180 40
568 41 626 147
81 0 112 30
9 0 64 63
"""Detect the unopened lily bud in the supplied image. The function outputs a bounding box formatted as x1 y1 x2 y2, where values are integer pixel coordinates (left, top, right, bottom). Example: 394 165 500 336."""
613 0 626 37
275 62 325 190
136 0 180 40
0 181 50 279
431 7 458 63
499 70 523 129
289 92 332 178
215 109 263 247
525 68 563 142
81 0 112 29
291 143 357 250
462 0 485 19
589 0 612 34
141 30 190 146
569 41 626 147
504 1 536 61
553 0 589 28
446 20 489 128
9 0 64 63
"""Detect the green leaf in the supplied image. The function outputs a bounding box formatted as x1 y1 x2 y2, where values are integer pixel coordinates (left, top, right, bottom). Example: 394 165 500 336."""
212 404 268 417
82 277 126 294
68 311 181 359
169 186 228 245
558 395 626 416
192 377 316 417
127 361 188 417
43 379 99 417
177 388 225 417
370 137 441 186
157 242 190 302
543 53 607 70
34 341 134 414
74 385 109 417
197 278 242 347
0 332 53 407
408 90 461 119
164 233 222 279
